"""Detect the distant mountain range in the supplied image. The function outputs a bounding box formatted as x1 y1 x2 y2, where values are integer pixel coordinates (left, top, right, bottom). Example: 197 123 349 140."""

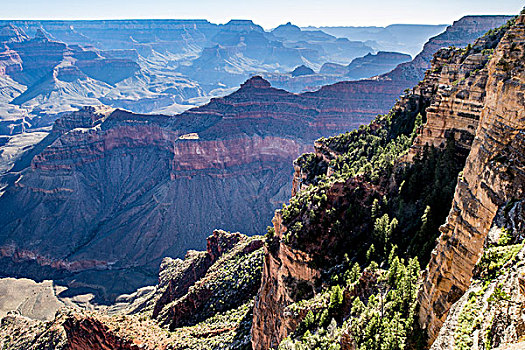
0 19 446 139
302 23 449 56
262 50 412 92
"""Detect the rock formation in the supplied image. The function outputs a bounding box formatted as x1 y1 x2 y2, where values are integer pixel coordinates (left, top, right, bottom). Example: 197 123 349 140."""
0 76 382 298
345 51 412 80
251 14 522 350
303 24 449 57
291 65 315 77
0 12 522 350
0 18 372 139
418 14 525 344
0 230 264 350
265 15 510 97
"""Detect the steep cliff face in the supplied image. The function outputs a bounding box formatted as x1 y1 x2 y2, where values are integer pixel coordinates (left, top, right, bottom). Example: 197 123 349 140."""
251 15 521 350
430 203 525 350
406 16 513 160
386 15 513 83
419 14 525 344
0 13 522 350
252 211 322 349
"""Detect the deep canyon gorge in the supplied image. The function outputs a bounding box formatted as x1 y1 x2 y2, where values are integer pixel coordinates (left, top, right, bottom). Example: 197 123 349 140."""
0 6 523 350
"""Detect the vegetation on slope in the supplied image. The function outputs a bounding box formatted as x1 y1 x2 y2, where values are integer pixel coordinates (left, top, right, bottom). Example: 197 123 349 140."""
279 250 421 350
453 230 524 350
270 89 465 348
279 97 465 268
267 17 522 346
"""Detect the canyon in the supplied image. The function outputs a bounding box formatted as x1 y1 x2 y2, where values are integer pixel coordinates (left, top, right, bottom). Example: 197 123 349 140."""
0 12 509 296
0 18 393 137
0 16 506 139
0 75 380 298
302 24 449 57
0 9 522 350
252 12 524 349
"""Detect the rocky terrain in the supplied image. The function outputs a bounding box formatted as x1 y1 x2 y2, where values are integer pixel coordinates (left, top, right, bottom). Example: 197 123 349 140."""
0 18 426 191
419 14 525 345
0 230 264 350
251 12 524 349
0 16 492 137
0 18 384 135
0 16 506 192
325 51 412 80
0 75 383 298
263 16 510 94
0 9 522 350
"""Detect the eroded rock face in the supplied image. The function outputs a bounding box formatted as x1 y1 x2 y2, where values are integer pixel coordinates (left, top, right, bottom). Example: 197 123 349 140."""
265 15 511 96
0 76 378 297
251 174 385 349
345 51 411 80
406 17 513 161
9 231 263 349
0 230 263 350
252 211 321 349
419 14 525 344
250 15 520 350
431 202 525 350
64 314 142 350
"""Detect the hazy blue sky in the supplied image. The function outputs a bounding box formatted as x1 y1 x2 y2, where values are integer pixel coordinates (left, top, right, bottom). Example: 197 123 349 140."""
2 0 523 28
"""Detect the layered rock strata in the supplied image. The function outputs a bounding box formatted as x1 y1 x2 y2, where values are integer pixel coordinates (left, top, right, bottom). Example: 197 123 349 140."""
0 230 264 350
251 15 521 350
419 14 525 343
0 76 376 297
430 202 525 349
266 16 511 96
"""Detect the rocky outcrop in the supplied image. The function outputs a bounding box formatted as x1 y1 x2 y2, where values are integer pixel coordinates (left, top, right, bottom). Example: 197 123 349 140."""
430 202 525 350
251 211 322 349
252 174 383 349
150 229 246 321
51 105 113 133
419 14 525 344
0 312 67 349
406 16 513 161
64 314 145 350
0 230 264 350
265 15 511 106
291 65 315 77
155 233 264 330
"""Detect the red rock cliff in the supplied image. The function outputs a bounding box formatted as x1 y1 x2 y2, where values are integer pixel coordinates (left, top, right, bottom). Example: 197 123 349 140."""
419 14 525 344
